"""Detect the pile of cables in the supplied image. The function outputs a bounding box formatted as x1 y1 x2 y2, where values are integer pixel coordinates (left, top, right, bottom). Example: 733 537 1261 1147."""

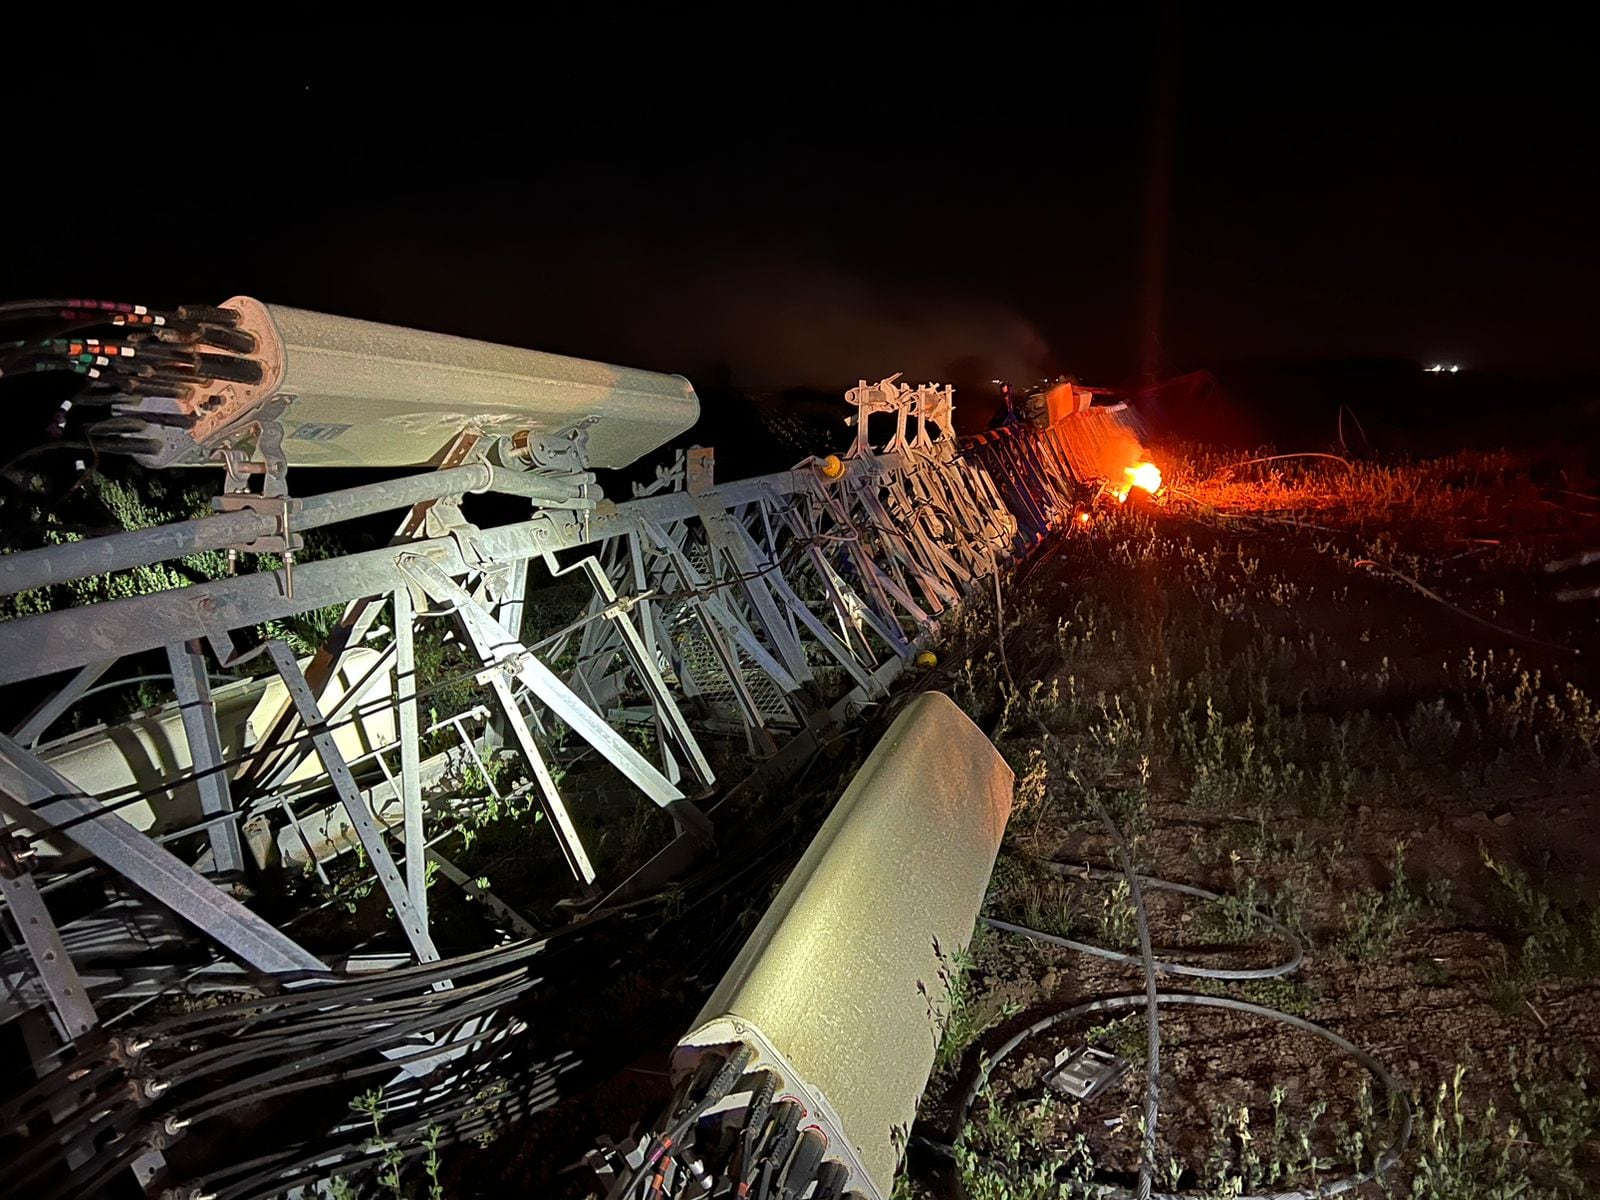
0 297 263 456
1 743 826 1200
591 1046 859 1200
1 926 585 1200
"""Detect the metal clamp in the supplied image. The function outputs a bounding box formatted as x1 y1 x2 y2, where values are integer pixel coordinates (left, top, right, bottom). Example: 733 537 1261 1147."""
212 493 305 597
210 396 303 595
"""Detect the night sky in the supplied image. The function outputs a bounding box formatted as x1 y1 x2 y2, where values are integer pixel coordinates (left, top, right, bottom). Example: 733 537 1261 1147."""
8 14 1594 390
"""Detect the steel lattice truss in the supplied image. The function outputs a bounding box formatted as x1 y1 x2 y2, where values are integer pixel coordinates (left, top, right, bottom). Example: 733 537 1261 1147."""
0 378 1106 1199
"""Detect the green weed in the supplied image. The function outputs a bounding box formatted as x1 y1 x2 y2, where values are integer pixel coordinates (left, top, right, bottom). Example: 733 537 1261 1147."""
1393 1056 1600 1199
934 932 1021 1075
1481 849 1600 981
1337 842 1449 963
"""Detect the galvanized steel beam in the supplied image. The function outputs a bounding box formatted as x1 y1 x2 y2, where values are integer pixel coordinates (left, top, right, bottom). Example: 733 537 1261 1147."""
0 733 325 975
165 640 245 877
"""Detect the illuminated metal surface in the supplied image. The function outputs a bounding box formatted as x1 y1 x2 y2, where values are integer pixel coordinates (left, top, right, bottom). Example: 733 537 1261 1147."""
679 692 1014 1196
120 298 700 469
26 648 395 864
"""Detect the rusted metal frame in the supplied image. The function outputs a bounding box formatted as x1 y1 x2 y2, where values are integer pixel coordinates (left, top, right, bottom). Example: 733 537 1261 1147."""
263 641 439 964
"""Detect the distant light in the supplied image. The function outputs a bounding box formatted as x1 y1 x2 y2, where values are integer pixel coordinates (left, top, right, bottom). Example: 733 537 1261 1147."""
1450 365 1460 373
1426 364 1443 373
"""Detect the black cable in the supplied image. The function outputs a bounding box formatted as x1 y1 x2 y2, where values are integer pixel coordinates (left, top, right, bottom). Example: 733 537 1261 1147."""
984 865 1304 981
949 993 1412 1200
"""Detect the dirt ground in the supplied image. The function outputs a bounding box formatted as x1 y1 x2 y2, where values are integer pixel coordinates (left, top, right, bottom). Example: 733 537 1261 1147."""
912 447 1600 1199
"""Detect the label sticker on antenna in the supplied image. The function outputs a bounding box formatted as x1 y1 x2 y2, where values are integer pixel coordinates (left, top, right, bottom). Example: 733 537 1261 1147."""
288 422 352 442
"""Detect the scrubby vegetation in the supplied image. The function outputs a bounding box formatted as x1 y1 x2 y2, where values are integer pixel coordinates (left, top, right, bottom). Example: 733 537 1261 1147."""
916 448 1600 1198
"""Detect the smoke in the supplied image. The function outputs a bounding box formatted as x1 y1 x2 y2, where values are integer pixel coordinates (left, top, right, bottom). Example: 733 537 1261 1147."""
335 226 1052 393
529 247 1052 390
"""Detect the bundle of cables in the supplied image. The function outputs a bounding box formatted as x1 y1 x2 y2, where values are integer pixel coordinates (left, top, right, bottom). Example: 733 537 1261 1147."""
591 1046 861 1200
0 297 263 459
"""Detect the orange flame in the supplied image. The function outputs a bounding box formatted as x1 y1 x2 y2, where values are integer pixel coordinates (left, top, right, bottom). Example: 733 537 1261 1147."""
1127 461 1162 493
1114 460 1163 502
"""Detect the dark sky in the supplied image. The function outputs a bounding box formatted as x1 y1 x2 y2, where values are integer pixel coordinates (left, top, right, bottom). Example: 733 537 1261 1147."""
7 13 1594 389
